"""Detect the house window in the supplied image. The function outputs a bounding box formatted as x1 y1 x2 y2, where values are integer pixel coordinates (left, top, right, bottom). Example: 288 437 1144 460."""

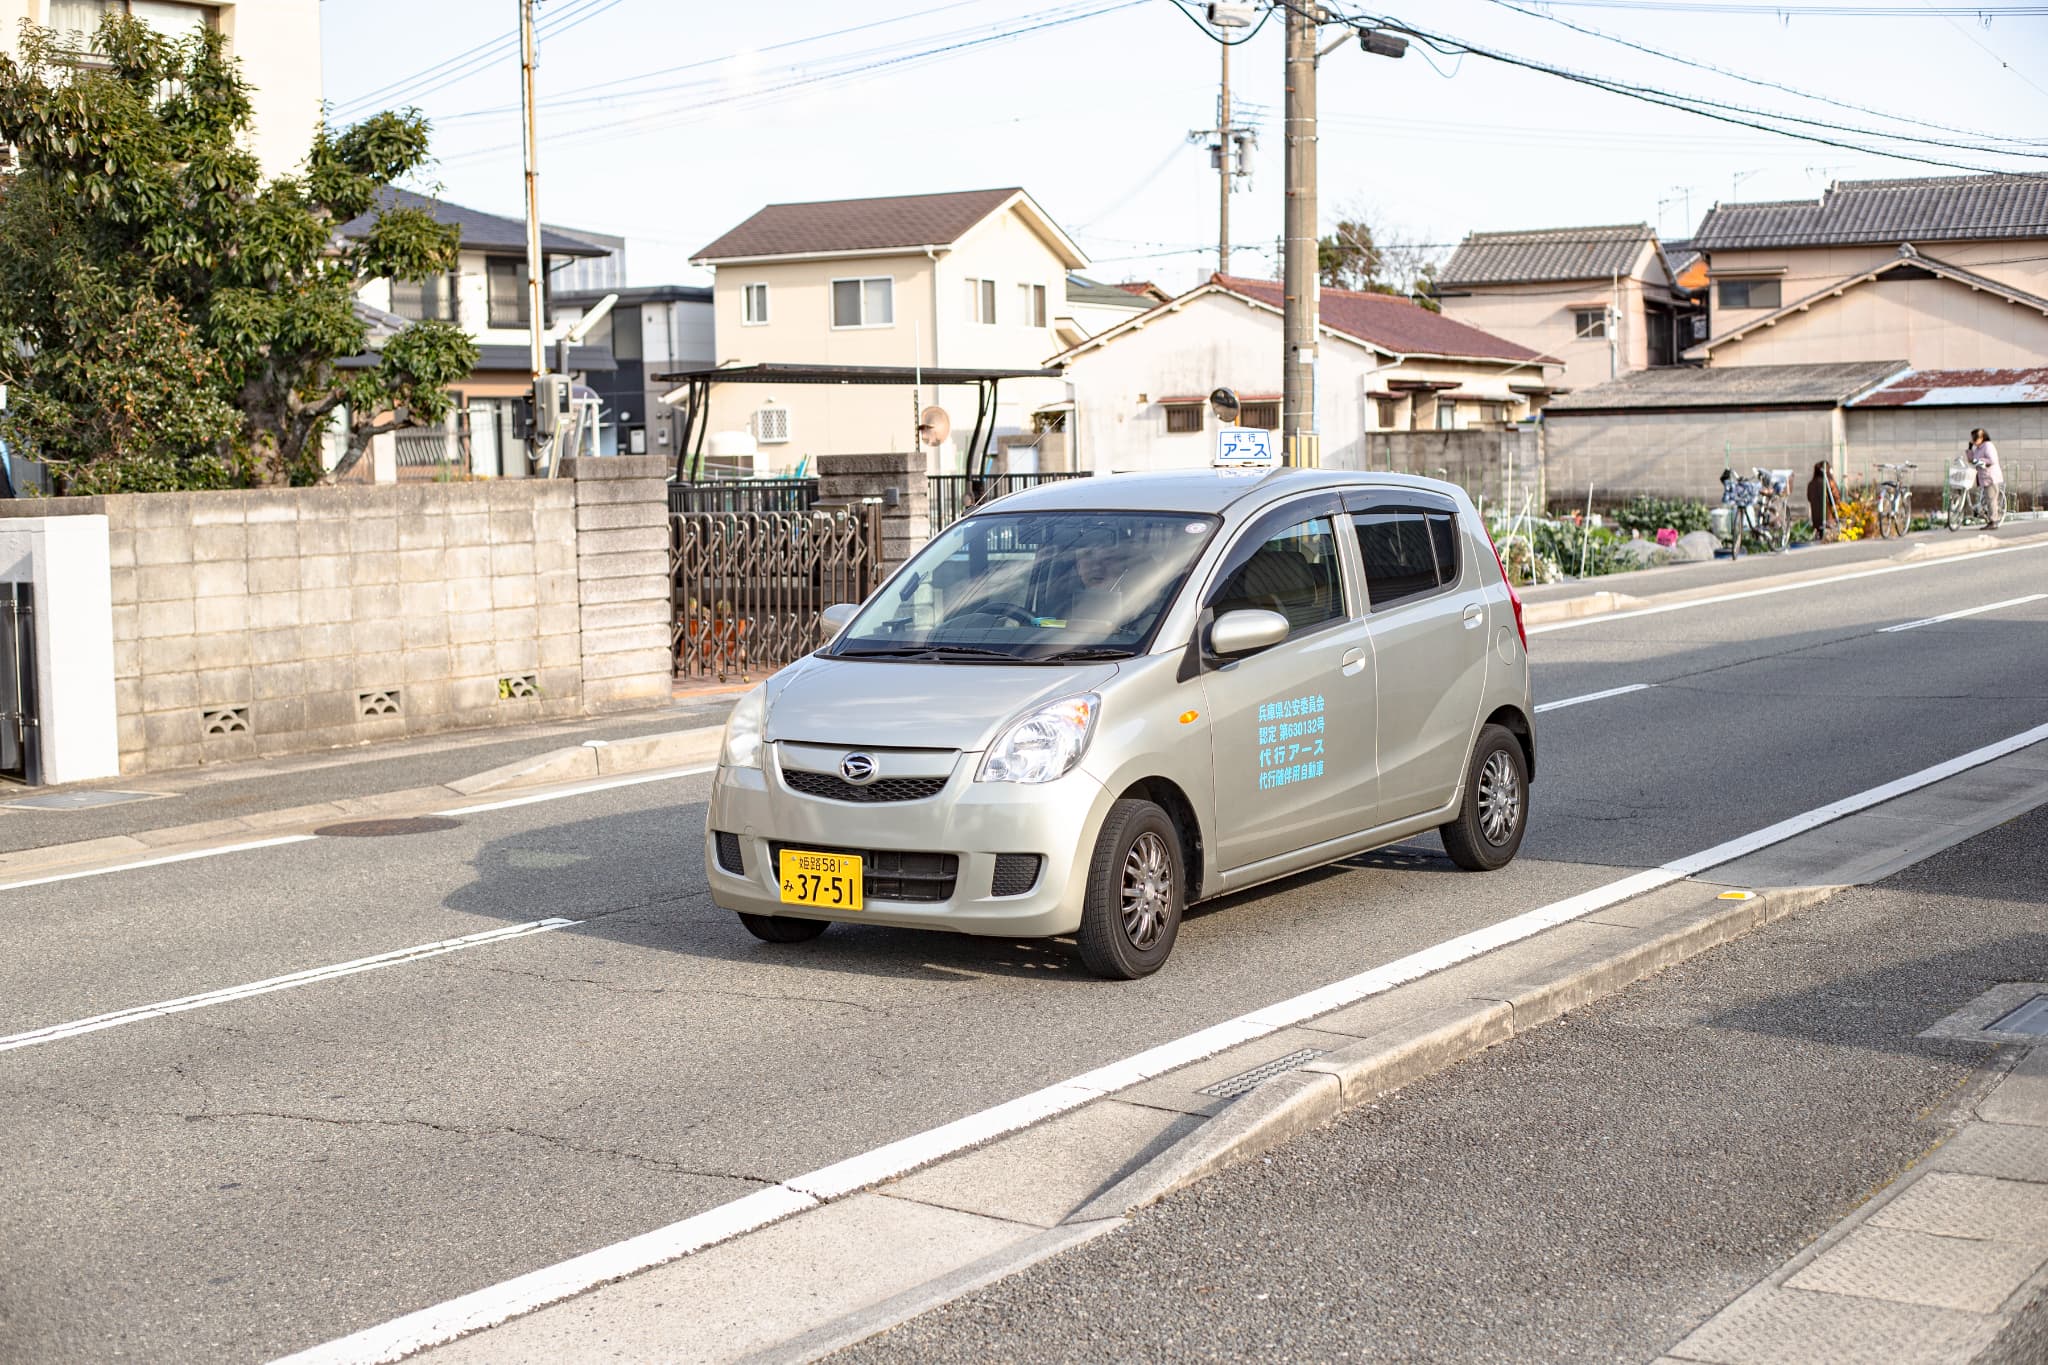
1573 308 1607 339
50 1 212 50
1374 397 1399 429
389 274 457 323
609 304 642 362
1718 279 1781 310
487 257 531 328
1164 403 1204 434
753 405 791 445
966 278 996 324
1239 401 1280 430
1436 399 1457 430
1017 283 1046 328
742 282 769 325
832 276 893 328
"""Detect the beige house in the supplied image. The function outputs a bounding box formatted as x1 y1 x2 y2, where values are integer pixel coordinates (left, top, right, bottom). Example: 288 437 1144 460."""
688 188 1087 474
1436 224 1700 390
1686 175 2048 369
0 0 322 179
1052 274 1562 475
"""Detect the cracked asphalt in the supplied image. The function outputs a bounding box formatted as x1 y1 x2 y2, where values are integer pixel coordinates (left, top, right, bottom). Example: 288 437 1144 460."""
2 541 2045 1361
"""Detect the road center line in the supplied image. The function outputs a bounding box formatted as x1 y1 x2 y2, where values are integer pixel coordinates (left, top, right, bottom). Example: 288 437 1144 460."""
1529 539 2048 636
0 918 581 1055
1877 592 2048 634
1535 683 1652 713
271 719 2048 1365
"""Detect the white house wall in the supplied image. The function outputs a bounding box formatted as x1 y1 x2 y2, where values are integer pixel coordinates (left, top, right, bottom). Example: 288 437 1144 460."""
1702 274 2048 370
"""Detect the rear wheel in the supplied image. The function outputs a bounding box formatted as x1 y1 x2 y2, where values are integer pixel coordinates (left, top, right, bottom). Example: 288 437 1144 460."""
737 912 832 944
1440 724 1529 872
1077 799 1184 980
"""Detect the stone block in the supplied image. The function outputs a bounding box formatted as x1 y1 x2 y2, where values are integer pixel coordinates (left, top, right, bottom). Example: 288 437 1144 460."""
441 545 491 581
299 587 352 626
492 575 538 610
141 671 199 713
494 637 539 673
108 566 139 607
493 605 539 641
300 623 352 660
403 680 449 717
491 541 537 578
484 508 531 543
247 521 298 560
538 665 585 702
350 516 398 555
530 572 575 609
582 672 667 710
579 599 667 633
581 646 672 682
351 617 402 657
139 634 197 675
535 536 578 575
195 629 251 671
304 689 359 730
441 574 491 615
538 602 581 637
250 592 301 630
398 514 446 552
576 574 669 608
452 642 495 677
350 550 398 586
302 656 352 695
448 610 494 645
390 581 437 619
540 632 581 668
117 711 144 754
448 512 491 547
534 482 576 509
107 530 137 569
573 477 663 506
253 663 304 701
249 556 300 594
299 519 349 556
576 500 665 532
576 549 669 582
111 604 139 645
134 562 194 604
195 666 252 706
398 548 442 583
404 648 452 684
250 697 306 739
251 627 301 665
577 525 667 558
301 554 351 591
352 651 406 691
143 706 201 749
450 675 500 711
132 493 194 528
403 612 449 651
194 560 248 598
243 494 298 526
582 623 670 656
135 527 193 567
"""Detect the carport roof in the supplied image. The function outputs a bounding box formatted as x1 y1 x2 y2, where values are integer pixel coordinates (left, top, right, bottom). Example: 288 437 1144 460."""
1544 361 1908 413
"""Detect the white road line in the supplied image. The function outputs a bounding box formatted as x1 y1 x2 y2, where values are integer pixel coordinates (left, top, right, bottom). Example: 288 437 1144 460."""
0 918 580 1055
1529 539 2048 636
0 834 318 893
442 765 715 815
1534 683 1652 714
271 718 2048 1365
1877 592 2048 634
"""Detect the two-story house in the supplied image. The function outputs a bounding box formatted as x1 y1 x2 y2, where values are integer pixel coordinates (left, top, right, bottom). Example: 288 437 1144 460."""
1684 174 2048 371
555 284 714 460
1435 224 1701 390
342 190 617 479
689 187 1087 473
1 0 321 180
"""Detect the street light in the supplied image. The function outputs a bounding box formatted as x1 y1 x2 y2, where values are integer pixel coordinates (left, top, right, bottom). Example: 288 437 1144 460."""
1358 27 1408 59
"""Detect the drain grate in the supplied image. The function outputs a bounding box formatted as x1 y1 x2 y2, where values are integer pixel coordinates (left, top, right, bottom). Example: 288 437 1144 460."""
2 789 168 811
1990 995 2048 1037
1199 1048 1328 1099
313 816 463 838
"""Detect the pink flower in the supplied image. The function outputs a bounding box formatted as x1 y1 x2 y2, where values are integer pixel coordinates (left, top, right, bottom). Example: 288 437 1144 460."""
1655 527 1679 547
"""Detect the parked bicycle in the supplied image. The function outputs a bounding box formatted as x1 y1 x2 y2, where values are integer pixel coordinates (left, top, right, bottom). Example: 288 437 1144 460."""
1874 462 1916 538
1719 466 1791 558
1946 454 2001 531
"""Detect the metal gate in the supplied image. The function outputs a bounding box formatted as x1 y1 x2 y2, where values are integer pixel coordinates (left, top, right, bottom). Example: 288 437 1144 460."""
0 584 41 785
670 506 884 682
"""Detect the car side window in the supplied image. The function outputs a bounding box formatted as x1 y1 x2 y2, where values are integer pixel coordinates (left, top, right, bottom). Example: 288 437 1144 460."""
1427 511 1461 587
1211 516 1346 634
1353 508 1439 608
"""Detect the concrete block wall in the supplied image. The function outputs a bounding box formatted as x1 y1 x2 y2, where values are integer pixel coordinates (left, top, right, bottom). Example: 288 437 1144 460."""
3 468 672 776
1846 404 2046 505
816 452 928 571
1542 408 1839 508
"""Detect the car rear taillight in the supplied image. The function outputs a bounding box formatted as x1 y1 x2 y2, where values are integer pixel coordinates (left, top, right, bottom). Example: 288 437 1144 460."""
1488 538 1528 652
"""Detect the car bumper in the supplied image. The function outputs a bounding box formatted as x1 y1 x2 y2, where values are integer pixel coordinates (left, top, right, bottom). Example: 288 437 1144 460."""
704 759 1114 937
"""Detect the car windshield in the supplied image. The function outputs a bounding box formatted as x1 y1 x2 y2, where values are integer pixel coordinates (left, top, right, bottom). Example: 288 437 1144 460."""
833 510 1219 663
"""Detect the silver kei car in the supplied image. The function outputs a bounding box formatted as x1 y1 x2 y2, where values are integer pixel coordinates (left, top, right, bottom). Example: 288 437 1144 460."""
705 468 1535 979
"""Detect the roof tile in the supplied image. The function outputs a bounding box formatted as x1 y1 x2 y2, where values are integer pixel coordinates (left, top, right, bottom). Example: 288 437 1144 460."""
1439 224 1654 285
694 188 1021 261
1692 174 2048 251
1215 274 1550 363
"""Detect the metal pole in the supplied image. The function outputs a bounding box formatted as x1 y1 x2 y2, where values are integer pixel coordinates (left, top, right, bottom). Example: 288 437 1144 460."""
519 0 545 386
1218 41 1231 277
1282 3 1319 467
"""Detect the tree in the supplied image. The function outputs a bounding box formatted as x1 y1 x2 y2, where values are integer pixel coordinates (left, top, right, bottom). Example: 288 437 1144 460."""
1316 208 1446 311
0 15 476 491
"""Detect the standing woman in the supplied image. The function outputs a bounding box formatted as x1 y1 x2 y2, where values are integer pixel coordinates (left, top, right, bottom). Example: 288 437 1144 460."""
1967 428 2005 528
1806 460 1838 540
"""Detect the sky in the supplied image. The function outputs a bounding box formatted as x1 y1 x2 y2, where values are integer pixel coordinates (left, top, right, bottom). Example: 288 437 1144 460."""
317 0 2048 292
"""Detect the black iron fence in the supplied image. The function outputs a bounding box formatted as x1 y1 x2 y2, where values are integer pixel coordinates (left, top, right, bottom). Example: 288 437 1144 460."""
669 506 883 681
668 478 820 516
927 471 1092 531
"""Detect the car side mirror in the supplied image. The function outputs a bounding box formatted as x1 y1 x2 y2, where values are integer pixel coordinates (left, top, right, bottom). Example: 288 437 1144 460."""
820 602 860 635
1209 608 1290 657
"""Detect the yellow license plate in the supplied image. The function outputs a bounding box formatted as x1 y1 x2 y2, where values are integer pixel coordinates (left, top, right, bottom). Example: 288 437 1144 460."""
778 850 863 910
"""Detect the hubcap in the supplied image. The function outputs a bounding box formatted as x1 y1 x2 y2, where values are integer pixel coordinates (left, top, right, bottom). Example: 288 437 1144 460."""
1120 831 1173 949
1478 750 1522 847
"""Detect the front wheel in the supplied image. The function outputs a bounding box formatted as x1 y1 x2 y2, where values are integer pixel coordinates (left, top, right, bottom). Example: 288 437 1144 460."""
1947 490 1965 531
1077 798 1184 979
737 912 832 944
1769 498 1791 552
1440 724 1529 872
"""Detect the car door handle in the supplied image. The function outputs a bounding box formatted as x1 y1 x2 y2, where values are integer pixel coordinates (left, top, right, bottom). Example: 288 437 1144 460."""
1462 604 1485 629
1341 646 1367 677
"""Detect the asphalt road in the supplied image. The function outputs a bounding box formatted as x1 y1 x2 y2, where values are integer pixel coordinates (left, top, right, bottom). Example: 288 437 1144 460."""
2 538 2045 1362
846 802 2048 1364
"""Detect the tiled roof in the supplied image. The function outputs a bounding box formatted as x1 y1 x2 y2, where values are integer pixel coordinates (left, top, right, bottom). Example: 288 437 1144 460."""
1065 274 1155 309
1438 224 1654 286
338 188 609 257
1849 367 2048 408
693 188 1021 261
1545 360 1906 412
1691 174 2048 250
1214 275 1551 363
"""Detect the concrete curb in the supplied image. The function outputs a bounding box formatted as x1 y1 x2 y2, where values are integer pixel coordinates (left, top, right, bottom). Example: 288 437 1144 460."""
1519 528 2048 627
444 726 722 796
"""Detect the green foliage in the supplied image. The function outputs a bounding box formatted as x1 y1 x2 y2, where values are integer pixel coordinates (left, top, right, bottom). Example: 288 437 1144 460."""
1530 520 1627 577
0 14 476 492
1611 496 1713 537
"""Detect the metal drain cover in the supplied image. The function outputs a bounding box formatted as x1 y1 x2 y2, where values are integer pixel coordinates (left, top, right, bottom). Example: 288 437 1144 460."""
1990 995 2048 1037
313 816 463 838
3 789 167 811
1199 1048 1329 1099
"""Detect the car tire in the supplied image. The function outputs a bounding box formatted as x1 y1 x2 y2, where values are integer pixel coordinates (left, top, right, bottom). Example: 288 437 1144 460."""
1439 724 1529 872
737 912 832 944
1077 798 1184 980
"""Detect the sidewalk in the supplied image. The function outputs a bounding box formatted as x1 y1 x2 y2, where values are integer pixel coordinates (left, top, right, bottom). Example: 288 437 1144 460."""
0 684 741 859
842 805 2048 1364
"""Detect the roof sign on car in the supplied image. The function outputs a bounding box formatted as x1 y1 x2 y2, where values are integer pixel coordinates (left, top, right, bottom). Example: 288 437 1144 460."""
1214 424 1278 470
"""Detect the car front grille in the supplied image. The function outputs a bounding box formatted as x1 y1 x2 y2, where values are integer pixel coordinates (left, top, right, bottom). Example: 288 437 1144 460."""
713 830 744 875
782 769 948 803
991 854 1042 897
769 843 959 903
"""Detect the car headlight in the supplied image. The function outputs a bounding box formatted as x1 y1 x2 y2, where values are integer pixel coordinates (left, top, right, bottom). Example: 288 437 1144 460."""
720 684 767 769
977 693 1100 784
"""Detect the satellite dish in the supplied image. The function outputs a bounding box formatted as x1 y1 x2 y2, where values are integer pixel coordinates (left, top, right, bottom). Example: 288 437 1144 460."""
918 405 952 445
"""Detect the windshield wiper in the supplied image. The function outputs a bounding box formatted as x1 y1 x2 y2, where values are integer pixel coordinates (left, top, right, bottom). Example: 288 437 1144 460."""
1035 646 1132 662
837 643 1024 662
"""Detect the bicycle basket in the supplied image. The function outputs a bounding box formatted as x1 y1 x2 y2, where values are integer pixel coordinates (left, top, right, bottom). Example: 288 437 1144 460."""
1768 469 1792 495
1722 479 1759 508
1947 461 1975 489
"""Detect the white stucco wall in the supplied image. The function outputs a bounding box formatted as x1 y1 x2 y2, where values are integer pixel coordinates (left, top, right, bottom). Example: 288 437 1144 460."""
1700 274 2048 370
0 515 120 784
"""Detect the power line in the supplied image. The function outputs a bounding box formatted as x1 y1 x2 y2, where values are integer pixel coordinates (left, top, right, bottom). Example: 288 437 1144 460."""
330 0 613 116
1518 1 2048 14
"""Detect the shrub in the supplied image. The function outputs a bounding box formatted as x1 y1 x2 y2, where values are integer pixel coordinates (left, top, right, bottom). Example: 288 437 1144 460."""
1612 496 1713 537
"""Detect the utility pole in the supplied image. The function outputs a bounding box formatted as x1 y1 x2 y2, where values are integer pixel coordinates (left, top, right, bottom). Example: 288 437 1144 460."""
519 0 546 408
1281 3 1319 467
1218 43 1231 275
